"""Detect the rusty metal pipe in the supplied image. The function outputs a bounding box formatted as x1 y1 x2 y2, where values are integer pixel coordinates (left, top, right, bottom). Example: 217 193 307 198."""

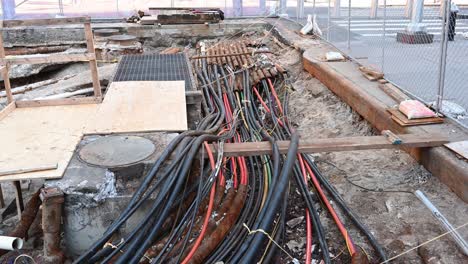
187 185 247 264
40 187 65 264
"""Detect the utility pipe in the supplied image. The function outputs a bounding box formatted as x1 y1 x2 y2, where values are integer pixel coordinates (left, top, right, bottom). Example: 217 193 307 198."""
415 190 468 255
0 236 23 251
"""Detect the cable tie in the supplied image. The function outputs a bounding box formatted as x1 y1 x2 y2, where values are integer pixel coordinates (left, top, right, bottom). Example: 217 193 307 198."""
242 223 299 264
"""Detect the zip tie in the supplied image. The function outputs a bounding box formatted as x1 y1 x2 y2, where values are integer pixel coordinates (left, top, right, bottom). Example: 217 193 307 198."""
243 223 299 264
104 238 124 249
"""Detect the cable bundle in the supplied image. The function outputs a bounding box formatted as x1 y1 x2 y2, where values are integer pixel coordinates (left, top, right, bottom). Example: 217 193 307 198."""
74 40 387 264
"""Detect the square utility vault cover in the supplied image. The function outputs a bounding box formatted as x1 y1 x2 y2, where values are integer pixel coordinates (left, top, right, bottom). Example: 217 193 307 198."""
113 53 195 91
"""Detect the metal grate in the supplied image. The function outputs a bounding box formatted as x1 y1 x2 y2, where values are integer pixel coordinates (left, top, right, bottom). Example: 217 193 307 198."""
113 53 195 91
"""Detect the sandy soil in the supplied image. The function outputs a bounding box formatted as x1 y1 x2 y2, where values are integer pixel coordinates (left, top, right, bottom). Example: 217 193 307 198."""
273 44 468 263
0 30 466 264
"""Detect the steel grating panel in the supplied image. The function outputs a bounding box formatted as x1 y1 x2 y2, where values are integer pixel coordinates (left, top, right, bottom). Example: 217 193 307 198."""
113 53 195 91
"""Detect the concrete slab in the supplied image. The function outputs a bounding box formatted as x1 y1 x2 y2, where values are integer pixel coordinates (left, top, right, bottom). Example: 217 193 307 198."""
45 132 177 257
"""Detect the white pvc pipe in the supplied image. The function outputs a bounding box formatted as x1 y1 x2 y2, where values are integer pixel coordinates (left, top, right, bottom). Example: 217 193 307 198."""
0 236 24 251
415 190 468 256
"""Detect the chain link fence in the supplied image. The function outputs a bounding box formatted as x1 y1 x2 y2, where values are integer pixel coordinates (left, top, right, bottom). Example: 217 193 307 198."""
1 0 283 18
2 0 467 126
291 0 468 127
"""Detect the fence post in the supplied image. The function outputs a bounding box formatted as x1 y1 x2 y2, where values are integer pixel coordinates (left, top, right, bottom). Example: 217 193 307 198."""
436 0 451 112
347 0 351 49
333 0 341 17
279 0 287 16
297 0 304 19
260 0 266 15
58 0 64 16
405 0 414 18
370 0 378 18
382 0 387 72
233 0 242 17
327 0 331 41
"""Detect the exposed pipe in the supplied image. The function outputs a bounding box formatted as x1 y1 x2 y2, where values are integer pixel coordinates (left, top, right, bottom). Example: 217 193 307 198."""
415 190 468 255
0 236 23 251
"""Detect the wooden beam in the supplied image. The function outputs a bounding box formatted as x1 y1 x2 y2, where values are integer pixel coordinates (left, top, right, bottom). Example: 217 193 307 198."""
83 22 102 98
15 97 102 108
0 101 16 121
0 164 58 177
209 134 450 157
0 21 13 104
1 53 96 65
1 17 89 28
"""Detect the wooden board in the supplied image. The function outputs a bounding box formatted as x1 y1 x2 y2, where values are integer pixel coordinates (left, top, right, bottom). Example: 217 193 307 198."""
0 104 98 182
387 108 444 126
86 81 187 134
0 101 16 121
2 17 89 28
0 53 95 65
207 133 450 157
445 141 468 160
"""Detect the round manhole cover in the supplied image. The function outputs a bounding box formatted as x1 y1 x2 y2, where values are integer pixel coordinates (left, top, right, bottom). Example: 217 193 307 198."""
79 136 156 168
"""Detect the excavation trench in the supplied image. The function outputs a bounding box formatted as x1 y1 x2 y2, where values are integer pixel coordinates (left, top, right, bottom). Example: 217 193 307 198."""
0 20 466 264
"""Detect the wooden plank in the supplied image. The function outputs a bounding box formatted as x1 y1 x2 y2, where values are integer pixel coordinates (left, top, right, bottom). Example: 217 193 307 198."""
209 134 450 157
86 81 187 134
0 66 13 103
387 108 444 126
0 104 98 182
0 22 13 104
84 22 102 98
378 83 410 103
0 164 58 177
445 141 468 160
1 53 96 65
0 101 16 121
15 97 102 108
2 17 89 28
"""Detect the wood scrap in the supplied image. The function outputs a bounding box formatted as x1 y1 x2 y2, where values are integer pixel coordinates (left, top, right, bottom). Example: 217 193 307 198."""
0 74 76 98
359 66 384 81
35 87 95 100
5 45 70 56
272 36 287 49
387 108 444 126
444 141 468 160
160 47 182 54
0 164 58 177
378 83 411 103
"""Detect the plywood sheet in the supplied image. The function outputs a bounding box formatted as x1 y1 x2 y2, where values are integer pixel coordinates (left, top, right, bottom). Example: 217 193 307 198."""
0 104 98 182
87 81 187 133
387 108 444 126
445 141 468 160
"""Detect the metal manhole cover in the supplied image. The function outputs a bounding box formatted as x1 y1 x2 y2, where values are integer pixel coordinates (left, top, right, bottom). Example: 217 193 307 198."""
79 136 156 168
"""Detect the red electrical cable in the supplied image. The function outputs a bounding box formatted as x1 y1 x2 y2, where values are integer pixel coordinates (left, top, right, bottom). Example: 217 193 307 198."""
252 86 284 127
253 86 271 113
303 156 357 256
181 142 217 264
298 155 313 264
267 78 284 115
